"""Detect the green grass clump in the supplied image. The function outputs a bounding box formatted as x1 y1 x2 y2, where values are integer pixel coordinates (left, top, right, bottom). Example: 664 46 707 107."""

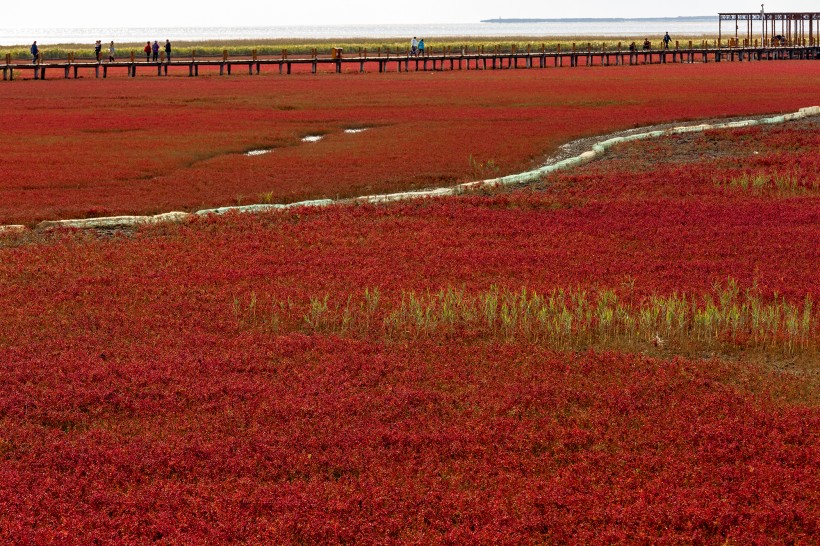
233 278 817 356
715 172 819 195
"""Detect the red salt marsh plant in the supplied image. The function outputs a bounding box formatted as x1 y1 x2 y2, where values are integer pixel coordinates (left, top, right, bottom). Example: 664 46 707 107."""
0 337 816 543
0 115 817 543
0 61 819 224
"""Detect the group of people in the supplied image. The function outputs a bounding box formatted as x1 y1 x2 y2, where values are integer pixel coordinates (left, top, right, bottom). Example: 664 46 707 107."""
29 39 174 63
410 37 426 56
628 33 673 52
92 39 172 63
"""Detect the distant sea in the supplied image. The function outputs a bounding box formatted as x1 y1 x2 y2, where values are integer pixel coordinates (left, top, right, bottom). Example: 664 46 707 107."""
0 18 718 47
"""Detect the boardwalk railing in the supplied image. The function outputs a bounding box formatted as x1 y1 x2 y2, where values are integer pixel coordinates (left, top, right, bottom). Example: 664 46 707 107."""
3 44 819 81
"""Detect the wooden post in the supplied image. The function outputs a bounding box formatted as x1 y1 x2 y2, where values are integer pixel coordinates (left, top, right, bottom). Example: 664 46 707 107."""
192 49 196 60
282 49 288 60
223 49 228 62
130 51 135 62
252 49 257 62
160 51 165 62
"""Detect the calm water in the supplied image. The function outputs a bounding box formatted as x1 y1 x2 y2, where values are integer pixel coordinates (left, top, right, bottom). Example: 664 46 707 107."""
0 19 718 47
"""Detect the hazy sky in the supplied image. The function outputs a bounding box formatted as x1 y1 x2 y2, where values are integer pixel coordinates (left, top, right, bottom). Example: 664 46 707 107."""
4 0 818 28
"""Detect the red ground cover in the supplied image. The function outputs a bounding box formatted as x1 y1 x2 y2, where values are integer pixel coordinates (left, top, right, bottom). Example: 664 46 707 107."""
1 338 815 544
1 61 819 224
0 121 817 542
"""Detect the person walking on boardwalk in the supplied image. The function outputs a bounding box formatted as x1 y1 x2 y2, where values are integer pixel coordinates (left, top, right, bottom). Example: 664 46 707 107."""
410 37 418 56
151 40 159 62
94 40 102 63
108 41 116 62
164 39 172 62
144 41 151 62
663 32 672 49
418 38 425 56
30 41 39 64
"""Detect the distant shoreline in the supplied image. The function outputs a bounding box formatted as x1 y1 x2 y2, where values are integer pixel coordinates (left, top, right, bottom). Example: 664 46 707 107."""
481 16 717 24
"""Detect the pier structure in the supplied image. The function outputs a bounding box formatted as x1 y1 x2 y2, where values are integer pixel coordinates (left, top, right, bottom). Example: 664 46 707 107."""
2 42 819 82
719 11 818 46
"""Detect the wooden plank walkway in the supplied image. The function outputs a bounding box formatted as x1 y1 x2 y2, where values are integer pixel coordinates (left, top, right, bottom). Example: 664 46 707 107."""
3 46 819 81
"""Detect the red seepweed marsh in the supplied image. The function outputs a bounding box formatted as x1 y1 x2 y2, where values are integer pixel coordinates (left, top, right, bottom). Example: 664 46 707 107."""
0 59 818 543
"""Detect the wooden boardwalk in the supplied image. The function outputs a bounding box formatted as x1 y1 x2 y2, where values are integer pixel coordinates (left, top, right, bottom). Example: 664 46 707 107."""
3 45 819 81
